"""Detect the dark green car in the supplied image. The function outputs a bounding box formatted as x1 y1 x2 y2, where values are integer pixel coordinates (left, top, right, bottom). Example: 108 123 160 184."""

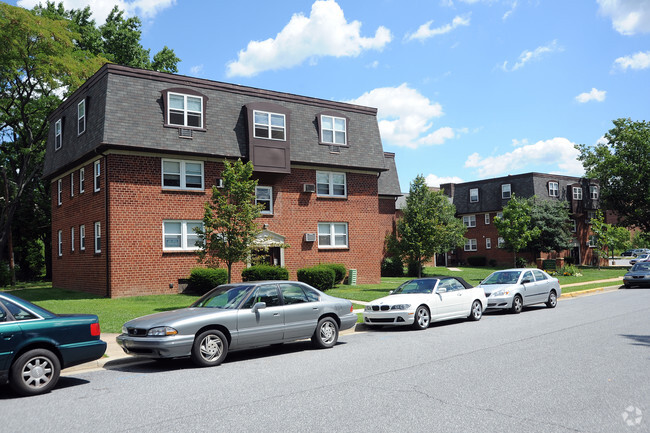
0 292 106 396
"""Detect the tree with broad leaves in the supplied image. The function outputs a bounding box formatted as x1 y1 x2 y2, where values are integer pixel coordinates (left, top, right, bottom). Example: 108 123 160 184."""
494 194 541 267
528 198 574 258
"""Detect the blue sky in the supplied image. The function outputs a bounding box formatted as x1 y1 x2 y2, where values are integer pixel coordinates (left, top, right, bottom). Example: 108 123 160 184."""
13 0 650 191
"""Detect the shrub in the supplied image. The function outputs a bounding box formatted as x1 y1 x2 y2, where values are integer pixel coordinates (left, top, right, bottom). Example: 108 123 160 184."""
467 255 487 266
241 265 289 282
381 257 404 277
515 257 528 268
188 267 228 295
297 265 335 291
489 259 497 267
558 264 582 276
321 263 347 283
564 256 575 265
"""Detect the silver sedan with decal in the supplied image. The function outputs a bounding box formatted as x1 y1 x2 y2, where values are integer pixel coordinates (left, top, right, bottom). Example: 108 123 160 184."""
478 269 561 314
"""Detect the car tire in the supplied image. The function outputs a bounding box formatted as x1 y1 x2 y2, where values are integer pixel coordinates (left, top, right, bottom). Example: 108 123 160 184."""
511 295 523 314
312 317 339 348
10 348 61 396
412 305 430 330
546 290 558 308
469 300 483 321
191 330 228 367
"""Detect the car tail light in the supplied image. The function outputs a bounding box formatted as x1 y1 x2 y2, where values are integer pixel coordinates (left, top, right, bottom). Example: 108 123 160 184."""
90 322 101 336
350 305 354 313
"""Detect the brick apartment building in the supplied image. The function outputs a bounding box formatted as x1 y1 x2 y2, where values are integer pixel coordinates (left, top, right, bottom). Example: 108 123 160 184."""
440 172 609 267
43 64 401 297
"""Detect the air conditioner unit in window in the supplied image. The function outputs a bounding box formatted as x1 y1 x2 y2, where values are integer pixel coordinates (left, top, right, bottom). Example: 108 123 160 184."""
215 178 224 188
304 233 316 242
178 128 193 138
303 183 315 193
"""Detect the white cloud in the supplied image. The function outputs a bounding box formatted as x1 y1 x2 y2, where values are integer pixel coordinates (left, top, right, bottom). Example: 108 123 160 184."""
226 0 391 78
16 0 175 22
464 137 583 177
347 84 457 149
406 15 470 41
190 65 204 76
502 40 562 71
575 88 607 103
614 51 650 70
425 174 464 188
597 0 650 35
503 1 518 20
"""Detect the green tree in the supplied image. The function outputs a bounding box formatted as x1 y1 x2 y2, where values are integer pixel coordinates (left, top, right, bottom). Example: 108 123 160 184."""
590 210 632 266
494 194 541 266
576 118 650 232
396 175 466 278
197 160 264 283
528 198 574 256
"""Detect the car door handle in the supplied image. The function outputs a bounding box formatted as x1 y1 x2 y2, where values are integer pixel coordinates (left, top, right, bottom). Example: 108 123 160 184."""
273 313 280 317
1 334 14 340
457 293 463 296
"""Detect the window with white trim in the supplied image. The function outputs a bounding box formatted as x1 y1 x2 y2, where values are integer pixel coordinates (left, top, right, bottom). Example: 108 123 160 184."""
587 211 597 224
94 160 100 192
502 183 511 199
464 238 477 251
71 227 75 252
57 179 62 206
55 119 62 150
570 218 576 232
498 237 505 248
318 222 348 248
79 168 85 193
485 213 490 225
70 172 74 197
320 115 347 145
573 187 582 200
168 92 202 128
58 230 62 257
497 212 503 219
94 222 101 253
588 235 597 248
463 215 476 228
256 186 273 214
316 171 346 197
80 225 85 251
253 111 285 140
590 185 598 199
78 100 86 135
469 188 479 203
162 159 204 190
548 181 559 197
163 220 203 251
486 238 492 249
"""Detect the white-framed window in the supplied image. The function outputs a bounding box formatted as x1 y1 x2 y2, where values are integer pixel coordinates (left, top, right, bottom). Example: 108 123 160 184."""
71 227 75 252
463 215 476 228
316 171 346 197
70 172 74 197
320 115 347 145
497 212 503 219
464 238 477 251
78 100 86 135
486 238 492 249
570 219 577 232
94 160 100 192
80 224 85 251
163 220 203 251
162 159 204 190
318 222 348 248
57 230 62 257
54 119 62 150
573 187 583 200
168 92 202 128
590 185 598 199
256 186 273 214
469 188 479 203
498 237 505 248
548 181 559 197
253 111 285 140
588 235 597 248
587 211 597 224
94 222 101 253
57 179 62 206
502 183 511 199
485 213 490 225
79 168 85 193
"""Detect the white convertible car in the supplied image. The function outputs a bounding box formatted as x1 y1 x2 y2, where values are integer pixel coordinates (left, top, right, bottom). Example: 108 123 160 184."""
362 277 487 330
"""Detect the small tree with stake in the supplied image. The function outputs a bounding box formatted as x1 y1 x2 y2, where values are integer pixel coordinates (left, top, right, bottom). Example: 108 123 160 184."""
494 194 541 267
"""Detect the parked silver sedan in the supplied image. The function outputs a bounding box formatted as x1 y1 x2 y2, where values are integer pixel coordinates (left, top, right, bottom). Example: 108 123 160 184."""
478 268 561 314
116 281 357 367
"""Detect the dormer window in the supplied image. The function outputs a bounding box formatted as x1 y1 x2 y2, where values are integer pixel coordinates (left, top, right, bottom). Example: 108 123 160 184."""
254 111 285 140
548 181 559 197
573 187 582 200
168 92 203 128
502 183 511 199
320 114 347 145
77 100 86 135
469 188 479 203
55 119 62 150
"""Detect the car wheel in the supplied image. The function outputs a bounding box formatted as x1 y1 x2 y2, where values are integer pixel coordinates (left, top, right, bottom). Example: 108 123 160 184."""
546 290 558 308
412 305 430 330
312 317 339 348
511 295 523 314
469 300 483 321
191 330 228 367
10 348 61 396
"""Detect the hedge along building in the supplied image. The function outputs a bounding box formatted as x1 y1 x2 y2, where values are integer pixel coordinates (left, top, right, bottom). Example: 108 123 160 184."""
44 64 401 298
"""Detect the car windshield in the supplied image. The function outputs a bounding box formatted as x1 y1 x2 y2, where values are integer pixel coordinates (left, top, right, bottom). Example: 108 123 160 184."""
392 279 438 294
632 263 650 272
481 271 522 285
191 285 255 309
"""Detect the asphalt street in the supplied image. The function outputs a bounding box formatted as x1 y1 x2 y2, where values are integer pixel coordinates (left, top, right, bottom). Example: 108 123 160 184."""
1 288 648 433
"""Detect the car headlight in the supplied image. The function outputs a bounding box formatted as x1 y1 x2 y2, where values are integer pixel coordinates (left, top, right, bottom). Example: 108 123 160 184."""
364 305 373 311
121 325 128 334
147 326 178 336
391 304 411 310
491 289 510 297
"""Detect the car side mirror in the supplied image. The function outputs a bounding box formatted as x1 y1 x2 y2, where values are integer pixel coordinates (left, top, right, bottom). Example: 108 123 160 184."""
522 279 531 284
437 287 447 293
389 290 394 295
252 302 266 312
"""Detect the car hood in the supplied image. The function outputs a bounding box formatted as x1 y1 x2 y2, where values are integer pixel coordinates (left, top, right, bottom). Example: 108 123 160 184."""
477 283 517 295
625 271 650 277
369 293 428 306
123 307 229 328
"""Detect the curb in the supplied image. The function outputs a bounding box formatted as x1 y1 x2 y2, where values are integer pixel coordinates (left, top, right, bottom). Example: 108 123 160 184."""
560 284 621 298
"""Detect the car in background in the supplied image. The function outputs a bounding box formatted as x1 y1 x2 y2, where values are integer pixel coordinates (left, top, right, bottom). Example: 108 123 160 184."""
362 277 487 330
623 262 650 288
117 281 357 367
621 250 636 257
477 269 561 314
0 292 106 396
629 254 650 265
631 249 650 257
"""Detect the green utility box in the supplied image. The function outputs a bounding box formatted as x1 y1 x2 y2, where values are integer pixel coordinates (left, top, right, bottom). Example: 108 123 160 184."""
348 269 357 285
